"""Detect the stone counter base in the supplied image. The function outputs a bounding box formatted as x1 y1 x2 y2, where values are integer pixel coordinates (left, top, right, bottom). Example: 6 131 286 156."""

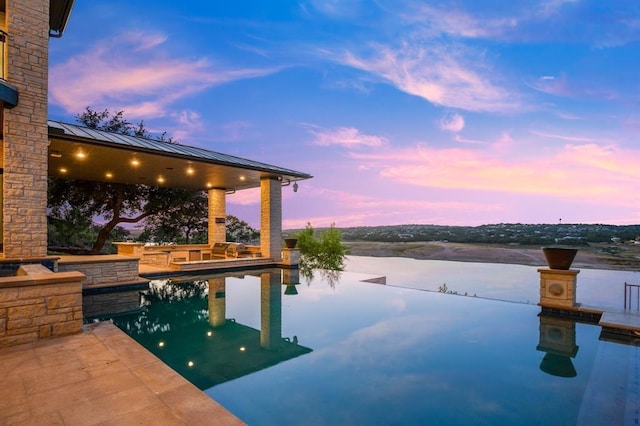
0 266 85 347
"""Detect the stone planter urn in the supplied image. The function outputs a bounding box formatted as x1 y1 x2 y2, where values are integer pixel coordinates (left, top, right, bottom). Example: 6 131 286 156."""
284 238 298 249
542 247 578 270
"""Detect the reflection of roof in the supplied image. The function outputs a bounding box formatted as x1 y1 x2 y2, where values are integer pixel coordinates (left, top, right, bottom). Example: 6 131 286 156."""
136 320 312 390
48 120 312 191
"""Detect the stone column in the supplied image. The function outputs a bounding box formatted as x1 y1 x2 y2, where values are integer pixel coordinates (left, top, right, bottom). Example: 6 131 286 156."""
208 277 226 328
260 270 282 350
3 0 50 258
260 177 282 259
208 188 226 245
538 268 579 309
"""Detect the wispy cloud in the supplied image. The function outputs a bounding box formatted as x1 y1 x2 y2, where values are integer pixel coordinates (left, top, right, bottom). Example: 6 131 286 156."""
402 3 518 39
530 129 599 143
349 141 640 205
440 112 465 132
303 124 387 147
282 186 502 228
340 42 521 113
49 31 281 119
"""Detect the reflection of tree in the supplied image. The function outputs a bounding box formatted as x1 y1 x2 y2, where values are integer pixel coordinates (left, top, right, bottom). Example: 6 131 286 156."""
116 279 209 337
299 263 341 288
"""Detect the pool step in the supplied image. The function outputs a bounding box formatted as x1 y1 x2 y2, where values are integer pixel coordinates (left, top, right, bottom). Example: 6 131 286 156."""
599 310 640 336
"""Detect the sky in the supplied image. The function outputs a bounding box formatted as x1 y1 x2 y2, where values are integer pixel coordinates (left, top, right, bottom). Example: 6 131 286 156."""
47 0 640 229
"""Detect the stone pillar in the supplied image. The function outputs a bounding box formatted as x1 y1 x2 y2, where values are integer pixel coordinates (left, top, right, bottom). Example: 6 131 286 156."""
260 270 282 350
208 188 226 245
281 248 300 267
260 177 282 260
538 268 579 309
208 277 226 328
3 0 50 258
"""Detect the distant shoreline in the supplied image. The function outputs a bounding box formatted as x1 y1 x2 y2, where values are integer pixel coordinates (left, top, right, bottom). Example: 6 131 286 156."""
344 241 640 272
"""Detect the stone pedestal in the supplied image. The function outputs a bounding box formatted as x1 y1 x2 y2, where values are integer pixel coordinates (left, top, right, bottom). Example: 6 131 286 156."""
538 268 579 309
281 248 300 267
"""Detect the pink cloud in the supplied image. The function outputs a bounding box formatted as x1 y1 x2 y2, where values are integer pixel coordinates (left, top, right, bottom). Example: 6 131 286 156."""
303 124 388 147
530 129 600 143
341 42 521 113
49 31 280 119
440 112 465 132
404 4 518 39
349 141 640 205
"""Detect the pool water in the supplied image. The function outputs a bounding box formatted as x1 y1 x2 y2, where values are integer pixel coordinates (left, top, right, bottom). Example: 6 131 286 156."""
95 265 637 425
345 255 640 308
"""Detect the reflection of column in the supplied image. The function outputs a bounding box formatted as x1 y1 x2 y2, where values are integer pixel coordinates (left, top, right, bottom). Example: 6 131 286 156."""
282 268 300 295
208 188 226 245
261 270 282 349
536 314 579 377
208 277 227 328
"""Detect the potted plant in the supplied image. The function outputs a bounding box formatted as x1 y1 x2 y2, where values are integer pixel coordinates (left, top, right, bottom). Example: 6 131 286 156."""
541 247 578 270
284 238 298 249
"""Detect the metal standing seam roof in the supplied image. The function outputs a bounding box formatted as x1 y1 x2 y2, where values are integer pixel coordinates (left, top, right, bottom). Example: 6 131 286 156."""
48 120 312 180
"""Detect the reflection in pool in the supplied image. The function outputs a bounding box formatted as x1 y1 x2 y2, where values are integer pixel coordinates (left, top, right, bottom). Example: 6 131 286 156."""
89 266 634 425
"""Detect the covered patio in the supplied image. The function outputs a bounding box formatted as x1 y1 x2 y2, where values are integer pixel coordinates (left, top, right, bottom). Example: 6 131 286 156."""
48 120 311 286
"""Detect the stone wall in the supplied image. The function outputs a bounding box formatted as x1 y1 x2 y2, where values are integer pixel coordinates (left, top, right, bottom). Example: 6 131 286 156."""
0 269 85 347
3 0 50 258
57 255 144 288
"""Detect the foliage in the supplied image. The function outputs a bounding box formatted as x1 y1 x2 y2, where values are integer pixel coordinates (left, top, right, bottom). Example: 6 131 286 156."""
226 215 260 243
47 108 205 254
47 208 131 254
295 222 347 272
142 191 209 244
336 223 640 245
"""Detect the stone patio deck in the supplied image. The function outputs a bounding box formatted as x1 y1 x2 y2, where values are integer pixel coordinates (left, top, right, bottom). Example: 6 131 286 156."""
0 321 244 425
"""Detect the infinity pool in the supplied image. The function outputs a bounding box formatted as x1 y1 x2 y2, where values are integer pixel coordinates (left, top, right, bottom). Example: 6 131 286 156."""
92 266 637 425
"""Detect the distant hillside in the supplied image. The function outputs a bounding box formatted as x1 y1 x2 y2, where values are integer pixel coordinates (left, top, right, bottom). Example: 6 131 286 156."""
286 223 640 246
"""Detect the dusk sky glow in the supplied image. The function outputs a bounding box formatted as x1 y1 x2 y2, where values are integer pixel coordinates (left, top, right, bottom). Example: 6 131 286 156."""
48 1 640 229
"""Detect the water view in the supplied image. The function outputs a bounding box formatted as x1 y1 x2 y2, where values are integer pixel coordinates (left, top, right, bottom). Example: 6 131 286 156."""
88 259 639 425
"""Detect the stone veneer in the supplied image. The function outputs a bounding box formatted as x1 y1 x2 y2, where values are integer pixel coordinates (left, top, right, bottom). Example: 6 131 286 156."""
208 188 226 245
3 0 50 258
538 268 579 309
0 265 85 347
56 255 147 288
261 177 282 260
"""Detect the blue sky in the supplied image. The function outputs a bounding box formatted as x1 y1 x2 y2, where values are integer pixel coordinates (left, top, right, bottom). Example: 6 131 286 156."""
48 1 640 229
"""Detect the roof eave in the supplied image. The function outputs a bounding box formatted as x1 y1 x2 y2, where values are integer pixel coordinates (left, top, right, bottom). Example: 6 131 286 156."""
49 0 75 38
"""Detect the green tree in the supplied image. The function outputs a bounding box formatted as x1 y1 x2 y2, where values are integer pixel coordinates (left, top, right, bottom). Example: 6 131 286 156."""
226 215 259 243
295 222 347 271
47 108 206 254
142 191 209 244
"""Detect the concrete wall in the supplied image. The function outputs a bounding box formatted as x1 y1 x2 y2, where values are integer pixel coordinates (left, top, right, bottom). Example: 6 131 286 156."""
3 0 50 258
0 270 85 347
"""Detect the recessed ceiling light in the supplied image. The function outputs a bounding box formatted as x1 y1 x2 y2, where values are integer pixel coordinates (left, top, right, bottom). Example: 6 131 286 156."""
105 172 113 179
186 167 195 176
59 167 68 174
130 159 140 167
239 175 246 181
75 151 86 159
206 182 213 188
157 176 165 184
